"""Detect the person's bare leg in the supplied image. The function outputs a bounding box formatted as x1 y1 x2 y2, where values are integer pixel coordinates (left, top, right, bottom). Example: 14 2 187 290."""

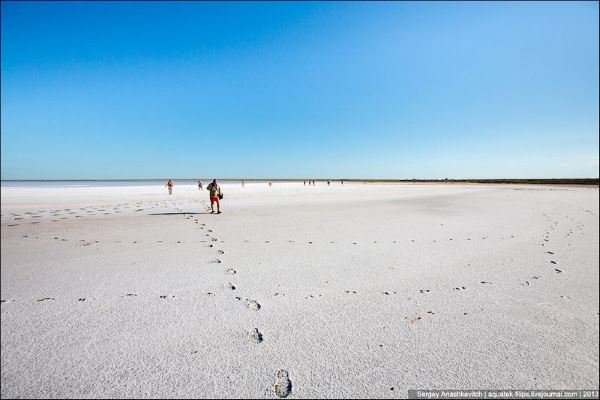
217 199 221 214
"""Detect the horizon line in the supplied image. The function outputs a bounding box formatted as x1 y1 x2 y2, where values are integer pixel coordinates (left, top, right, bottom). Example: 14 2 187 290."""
1 178 599 183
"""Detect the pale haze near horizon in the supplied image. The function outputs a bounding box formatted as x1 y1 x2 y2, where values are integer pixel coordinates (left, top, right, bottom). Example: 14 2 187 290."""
1 1 598 180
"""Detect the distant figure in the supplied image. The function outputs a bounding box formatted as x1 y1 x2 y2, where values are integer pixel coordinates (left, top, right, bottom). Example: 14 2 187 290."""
341 180 344 185
166 179 174 195
269 182 272 187
303 181 306 186
312 180 316 185
206 179 222 214
198 180 203 190
327 180 331 186
242 180 245 187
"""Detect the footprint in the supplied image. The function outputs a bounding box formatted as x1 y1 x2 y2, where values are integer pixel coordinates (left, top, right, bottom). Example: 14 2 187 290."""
550 261 557 264
226 269 236 275
480 281 493 285
124 293 137 297
247 300 261 311
37 297 55 302
217 250 225 254
419 289 431 294
211 259 222 264
554 269 563 273
78 298 86 302
273 370 292 398
248 328 263 344
225 283 236 290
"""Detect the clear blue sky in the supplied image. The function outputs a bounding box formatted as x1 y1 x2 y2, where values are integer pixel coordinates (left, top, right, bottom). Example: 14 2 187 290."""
1 1 598 179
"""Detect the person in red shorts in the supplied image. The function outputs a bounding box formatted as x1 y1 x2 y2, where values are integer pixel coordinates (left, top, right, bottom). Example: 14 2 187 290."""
206 179 222 214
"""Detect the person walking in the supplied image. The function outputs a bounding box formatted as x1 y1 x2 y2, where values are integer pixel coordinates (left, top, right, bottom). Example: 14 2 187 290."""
198 180 203 190
166 179 174 195
206 179 223 214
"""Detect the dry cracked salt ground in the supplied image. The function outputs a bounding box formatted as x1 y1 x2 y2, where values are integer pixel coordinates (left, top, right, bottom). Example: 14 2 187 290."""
1 182 599 398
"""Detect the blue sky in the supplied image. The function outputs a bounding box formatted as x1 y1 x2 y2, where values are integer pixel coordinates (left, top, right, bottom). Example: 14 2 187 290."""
1 1 598 179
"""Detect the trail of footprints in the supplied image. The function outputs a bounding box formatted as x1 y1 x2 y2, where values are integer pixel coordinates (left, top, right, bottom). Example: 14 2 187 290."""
4 214 577 306
1 199 202 226
537 207 577 277
8 230 529 248
186 212 281 397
